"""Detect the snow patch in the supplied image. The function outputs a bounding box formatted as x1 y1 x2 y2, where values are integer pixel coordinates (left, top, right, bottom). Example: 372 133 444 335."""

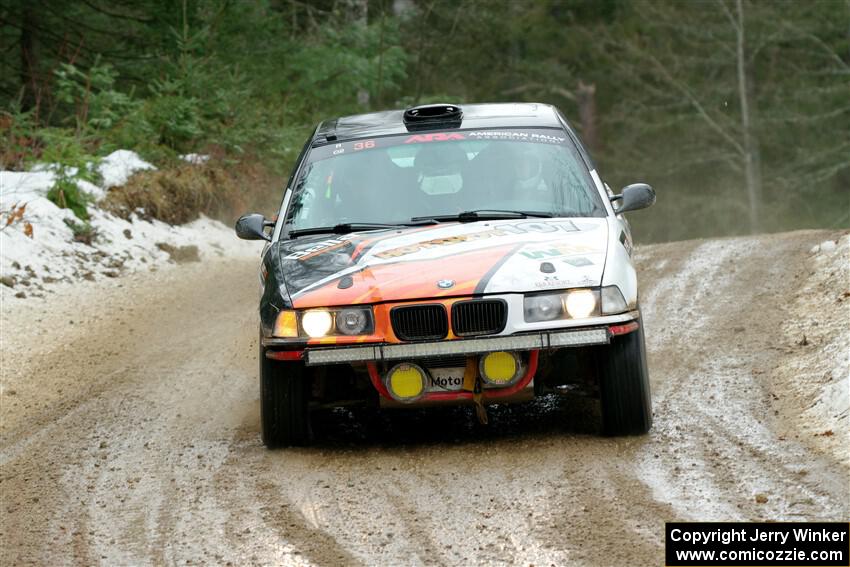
97 149 156 189
810 239 838 254
180 153 210 165
818 239 837 253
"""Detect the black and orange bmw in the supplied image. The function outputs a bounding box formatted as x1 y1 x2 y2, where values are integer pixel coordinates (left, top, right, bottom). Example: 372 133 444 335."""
236 103 656 447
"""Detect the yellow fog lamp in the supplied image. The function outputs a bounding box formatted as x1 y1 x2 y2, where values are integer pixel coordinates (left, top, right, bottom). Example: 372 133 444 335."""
385 363 427 402
479 351 523 386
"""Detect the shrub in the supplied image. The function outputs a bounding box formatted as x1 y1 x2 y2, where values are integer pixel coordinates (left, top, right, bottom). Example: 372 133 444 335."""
34 129 100 222
48 175 92 221
0 106 38 170
102 158 281 225
54 60 139 135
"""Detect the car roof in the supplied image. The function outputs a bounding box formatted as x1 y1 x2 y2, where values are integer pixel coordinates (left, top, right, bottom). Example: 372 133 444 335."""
314 103 566 145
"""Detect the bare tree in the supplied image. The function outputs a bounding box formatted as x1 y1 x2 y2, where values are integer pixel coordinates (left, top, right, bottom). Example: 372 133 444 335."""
728 0 762 232
597 0 818 234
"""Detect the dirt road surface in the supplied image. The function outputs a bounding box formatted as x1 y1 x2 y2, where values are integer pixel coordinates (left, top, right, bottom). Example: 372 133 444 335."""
2 229 848 566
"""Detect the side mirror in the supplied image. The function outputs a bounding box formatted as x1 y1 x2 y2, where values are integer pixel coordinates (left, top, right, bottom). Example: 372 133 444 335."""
612 183 655 214
235 213 272 241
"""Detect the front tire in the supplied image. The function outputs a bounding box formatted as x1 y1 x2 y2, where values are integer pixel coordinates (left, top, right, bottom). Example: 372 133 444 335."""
260 345 311 447
597 319 652 435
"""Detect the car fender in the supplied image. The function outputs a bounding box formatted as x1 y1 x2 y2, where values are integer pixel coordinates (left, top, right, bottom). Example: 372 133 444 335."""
601 216 638 309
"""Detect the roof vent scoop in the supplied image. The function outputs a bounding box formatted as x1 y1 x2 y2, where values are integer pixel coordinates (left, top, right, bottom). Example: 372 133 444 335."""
403 104 463 130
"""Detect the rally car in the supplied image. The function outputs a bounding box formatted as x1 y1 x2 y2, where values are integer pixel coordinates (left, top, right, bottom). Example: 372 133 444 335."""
236 103 656 447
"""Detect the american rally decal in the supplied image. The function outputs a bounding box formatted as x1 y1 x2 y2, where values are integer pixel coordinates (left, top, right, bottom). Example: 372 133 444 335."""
307 128 571 162
402 131 566 144
277 218 609 308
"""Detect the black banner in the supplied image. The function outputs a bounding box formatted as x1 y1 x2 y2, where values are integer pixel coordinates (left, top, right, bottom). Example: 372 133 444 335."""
665 522 849 566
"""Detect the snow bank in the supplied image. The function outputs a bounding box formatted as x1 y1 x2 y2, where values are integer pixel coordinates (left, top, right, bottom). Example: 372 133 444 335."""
1 149 155 203
0 170 57 202
784 233 850 465
0 151 256 300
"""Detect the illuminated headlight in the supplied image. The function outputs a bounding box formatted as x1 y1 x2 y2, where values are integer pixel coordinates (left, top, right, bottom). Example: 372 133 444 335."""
564 289 597 319
601 286 628 314
302 310 333 338
335 307 372 335
524 289 600 322
385 363 426 402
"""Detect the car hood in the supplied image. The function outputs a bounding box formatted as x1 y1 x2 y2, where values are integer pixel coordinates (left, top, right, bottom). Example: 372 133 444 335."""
279 218 609 308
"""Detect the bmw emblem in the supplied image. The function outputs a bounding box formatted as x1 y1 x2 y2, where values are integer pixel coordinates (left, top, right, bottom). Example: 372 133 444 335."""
437 279 455 289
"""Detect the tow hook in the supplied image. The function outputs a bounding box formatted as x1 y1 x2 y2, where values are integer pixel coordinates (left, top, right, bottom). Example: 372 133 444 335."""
473 375 488 425
463 356 489 424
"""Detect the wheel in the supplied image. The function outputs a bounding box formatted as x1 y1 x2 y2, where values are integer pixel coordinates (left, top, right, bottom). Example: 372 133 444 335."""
260 343 311 447
597 318 652 435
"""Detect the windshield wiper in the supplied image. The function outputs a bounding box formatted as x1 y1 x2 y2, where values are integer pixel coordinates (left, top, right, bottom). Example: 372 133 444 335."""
288 219 437 238
411 209 555 223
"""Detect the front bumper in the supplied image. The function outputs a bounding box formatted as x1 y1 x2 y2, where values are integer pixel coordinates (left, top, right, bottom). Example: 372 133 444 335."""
262 310 640 365
298 326 612 366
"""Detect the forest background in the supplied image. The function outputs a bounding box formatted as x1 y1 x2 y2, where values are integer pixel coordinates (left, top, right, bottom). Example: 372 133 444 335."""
1 0 847 242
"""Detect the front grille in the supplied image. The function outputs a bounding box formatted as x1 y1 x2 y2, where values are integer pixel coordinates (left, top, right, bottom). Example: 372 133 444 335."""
452 299 508 336
418 355 468 368
391 304 448 341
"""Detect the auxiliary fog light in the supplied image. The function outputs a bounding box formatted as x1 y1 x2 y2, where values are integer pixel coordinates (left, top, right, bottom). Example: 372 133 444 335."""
479 351 523 386
385 363 427 402
301 310 333 338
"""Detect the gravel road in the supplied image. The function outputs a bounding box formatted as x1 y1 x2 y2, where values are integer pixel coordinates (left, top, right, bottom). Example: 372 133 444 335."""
2 229 847 566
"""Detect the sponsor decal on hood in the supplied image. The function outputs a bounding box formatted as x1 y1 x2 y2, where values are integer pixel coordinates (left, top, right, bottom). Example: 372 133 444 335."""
279 218 609 307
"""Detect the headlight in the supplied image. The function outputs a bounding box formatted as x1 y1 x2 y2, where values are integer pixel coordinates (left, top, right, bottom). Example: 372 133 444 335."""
601 286 628 314
524 289 601 322
523 293 564 322
336 307 372 335
564 289 596 319
302 310 333 338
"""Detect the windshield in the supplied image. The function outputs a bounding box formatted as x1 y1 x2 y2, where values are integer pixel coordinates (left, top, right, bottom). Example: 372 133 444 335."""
285 128 606 232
